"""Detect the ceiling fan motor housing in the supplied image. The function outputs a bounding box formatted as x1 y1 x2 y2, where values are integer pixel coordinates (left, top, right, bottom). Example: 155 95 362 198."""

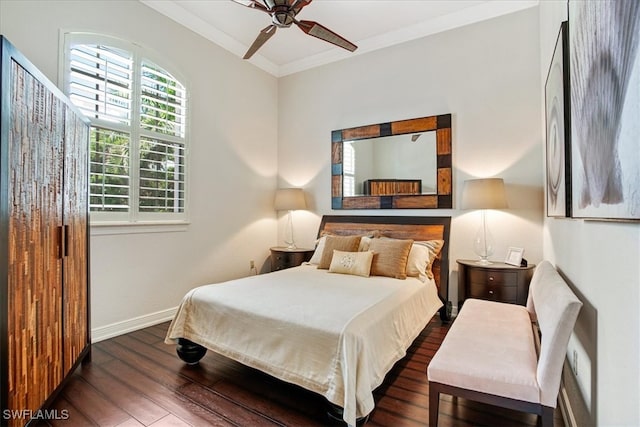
271 6 295 27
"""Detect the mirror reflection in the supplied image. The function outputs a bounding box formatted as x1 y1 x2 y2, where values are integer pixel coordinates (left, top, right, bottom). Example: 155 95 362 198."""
331 113 452 210
343 132 437 197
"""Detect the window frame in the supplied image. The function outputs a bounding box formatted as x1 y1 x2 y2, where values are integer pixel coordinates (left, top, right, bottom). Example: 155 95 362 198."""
60 32 190 226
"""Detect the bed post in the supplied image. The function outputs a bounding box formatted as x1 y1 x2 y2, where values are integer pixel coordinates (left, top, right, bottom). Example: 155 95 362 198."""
176 338 207 365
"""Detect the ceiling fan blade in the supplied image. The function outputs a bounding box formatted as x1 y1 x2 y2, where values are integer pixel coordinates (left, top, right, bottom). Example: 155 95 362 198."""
290 0 312 15
243 24 277 59
231 0 269 13
295 20 357 52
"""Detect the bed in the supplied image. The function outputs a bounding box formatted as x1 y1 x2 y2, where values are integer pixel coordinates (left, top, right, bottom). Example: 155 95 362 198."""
165 215 451 425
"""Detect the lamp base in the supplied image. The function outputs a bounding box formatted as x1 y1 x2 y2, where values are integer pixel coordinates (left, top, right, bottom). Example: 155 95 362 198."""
283 210 297 250
475 259 493 265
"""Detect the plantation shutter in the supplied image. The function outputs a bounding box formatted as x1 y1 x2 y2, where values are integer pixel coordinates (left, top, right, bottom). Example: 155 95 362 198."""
138 60 186 213
343 142 356 196
69 44 132 213
68 44 132 125
65 35 188 221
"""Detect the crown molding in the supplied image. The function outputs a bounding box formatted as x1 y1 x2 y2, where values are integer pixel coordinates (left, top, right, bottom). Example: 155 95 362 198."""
140 0 538 78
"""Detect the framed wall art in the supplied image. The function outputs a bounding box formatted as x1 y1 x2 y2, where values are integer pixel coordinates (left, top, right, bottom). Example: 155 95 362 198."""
545 21 571 218
568 0 640 221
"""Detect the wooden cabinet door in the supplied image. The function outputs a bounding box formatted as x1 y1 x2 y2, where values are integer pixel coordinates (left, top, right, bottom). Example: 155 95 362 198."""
7 60 64 422
62 106 90 376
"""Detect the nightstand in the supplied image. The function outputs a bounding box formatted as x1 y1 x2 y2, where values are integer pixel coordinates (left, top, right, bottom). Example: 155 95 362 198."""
270 247 314 272
457 259 535 306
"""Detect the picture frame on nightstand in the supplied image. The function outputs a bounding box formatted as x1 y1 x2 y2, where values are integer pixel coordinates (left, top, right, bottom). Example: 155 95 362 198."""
505 247 524 266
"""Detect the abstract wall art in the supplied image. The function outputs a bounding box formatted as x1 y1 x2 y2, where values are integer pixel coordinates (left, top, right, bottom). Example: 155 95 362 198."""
545 21 571 218
569 0 640 221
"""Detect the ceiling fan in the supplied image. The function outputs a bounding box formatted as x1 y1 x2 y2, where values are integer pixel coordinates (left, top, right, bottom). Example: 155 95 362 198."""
231 0 358 59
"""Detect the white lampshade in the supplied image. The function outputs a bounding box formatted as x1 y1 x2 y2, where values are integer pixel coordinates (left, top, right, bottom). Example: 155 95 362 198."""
274 188 306 211
461 178 508 210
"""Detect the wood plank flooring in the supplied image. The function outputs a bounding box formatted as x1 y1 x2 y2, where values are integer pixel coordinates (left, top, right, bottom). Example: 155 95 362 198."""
37 318 563 426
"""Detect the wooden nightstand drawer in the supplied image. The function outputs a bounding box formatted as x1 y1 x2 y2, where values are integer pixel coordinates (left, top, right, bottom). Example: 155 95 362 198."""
469 282 517 303
457 259 535 306
272 253 296 269
270 247 314 272
469 270 517 287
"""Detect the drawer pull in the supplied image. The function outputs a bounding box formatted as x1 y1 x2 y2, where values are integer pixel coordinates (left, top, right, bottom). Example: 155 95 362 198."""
489 276 494 281
488 290 494 295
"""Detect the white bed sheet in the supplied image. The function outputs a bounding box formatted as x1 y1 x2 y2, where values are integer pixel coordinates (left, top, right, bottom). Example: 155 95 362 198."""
165 264 443 426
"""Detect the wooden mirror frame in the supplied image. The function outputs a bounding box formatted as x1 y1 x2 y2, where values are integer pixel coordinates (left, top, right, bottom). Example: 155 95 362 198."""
331 114 452 209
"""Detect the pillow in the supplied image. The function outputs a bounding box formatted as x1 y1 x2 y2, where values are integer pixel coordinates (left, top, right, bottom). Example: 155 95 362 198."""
359 235 373 252
318 235 362 269
406 240 445 281
368 238 413 279
308 235 327 264
358 230 382 251
328 250 374 277
310 231 378 265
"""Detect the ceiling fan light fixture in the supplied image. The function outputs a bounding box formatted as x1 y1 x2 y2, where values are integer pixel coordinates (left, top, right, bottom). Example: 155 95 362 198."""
272 10 295 27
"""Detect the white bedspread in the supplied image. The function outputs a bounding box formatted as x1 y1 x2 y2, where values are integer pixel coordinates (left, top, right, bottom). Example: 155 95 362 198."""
165 264 443 425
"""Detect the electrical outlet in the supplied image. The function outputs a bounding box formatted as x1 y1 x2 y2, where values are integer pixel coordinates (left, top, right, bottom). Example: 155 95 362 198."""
572 350 578 376
250 260 255 269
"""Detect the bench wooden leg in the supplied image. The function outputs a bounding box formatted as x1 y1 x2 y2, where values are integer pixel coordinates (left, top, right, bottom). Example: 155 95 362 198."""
429 382 440 426
540 406 554 427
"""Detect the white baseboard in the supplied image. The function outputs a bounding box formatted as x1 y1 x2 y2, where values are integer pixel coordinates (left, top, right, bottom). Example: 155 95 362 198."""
558 357 591 427
91 307 178 343
559 383 577 427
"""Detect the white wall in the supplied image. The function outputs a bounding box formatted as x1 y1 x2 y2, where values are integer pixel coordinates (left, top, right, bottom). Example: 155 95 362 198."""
277 7 543 308
539 2 640 426
5 1 636 423
0 0 279 338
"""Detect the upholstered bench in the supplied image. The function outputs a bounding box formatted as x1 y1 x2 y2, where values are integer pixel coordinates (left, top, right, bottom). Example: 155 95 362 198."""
427 261 582 426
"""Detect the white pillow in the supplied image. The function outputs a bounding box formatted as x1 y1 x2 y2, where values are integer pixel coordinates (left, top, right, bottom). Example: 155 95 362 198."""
308 235 326 264
359 235 373 251
406 240 444 282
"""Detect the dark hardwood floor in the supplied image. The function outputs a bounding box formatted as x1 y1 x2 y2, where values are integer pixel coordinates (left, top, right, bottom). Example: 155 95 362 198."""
38 318 564 426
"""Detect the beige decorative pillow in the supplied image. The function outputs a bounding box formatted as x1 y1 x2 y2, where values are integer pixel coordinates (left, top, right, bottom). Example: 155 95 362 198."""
310 231 379 264
368 238 414 279
328 250 374 277
406 240 445 281
318 235 362 269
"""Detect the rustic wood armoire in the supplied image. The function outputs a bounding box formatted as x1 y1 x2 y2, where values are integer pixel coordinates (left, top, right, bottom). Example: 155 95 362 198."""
0 36 90 426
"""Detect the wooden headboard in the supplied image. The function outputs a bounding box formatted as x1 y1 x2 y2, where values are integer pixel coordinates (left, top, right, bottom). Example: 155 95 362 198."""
318 215 451 315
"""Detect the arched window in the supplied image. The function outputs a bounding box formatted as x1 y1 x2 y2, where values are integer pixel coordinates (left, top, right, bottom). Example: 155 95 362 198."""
62 33 188 224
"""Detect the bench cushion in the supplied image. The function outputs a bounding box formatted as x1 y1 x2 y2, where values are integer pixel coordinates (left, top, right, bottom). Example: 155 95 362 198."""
427 299 540 404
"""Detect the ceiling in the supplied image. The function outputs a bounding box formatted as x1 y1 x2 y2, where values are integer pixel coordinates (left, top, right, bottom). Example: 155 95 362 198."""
140 0 538 77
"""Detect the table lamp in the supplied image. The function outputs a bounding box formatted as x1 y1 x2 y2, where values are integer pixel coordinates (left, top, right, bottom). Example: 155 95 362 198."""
274 188 306 249
461 178 508 264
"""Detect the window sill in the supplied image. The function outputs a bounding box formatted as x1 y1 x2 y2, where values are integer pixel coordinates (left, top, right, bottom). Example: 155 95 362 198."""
90 221 190 236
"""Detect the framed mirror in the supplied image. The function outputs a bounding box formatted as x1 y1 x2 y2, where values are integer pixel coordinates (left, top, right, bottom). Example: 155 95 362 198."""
331 114 452 209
